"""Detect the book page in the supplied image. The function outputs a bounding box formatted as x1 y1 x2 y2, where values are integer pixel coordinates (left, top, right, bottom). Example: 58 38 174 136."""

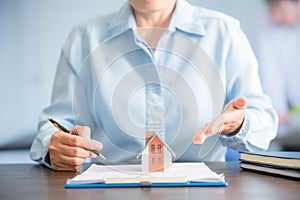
67 162 224 184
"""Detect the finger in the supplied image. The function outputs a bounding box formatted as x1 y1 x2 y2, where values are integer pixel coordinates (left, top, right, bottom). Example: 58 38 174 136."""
50 142 97 158
233 97 247 109
52 164 79 172
51 160 82 171
225 97 248 111
51 131 79 146
70 126 91 138
193 113 226 144
51 154 85 171
221 109 246 134
80 137 103 151
54 131 103 151
69 126 104 151
193 125 209 144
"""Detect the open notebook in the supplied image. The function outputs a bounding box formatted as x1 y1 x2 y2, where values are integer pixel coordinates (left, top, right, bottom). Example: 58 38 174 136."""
65 162 227 188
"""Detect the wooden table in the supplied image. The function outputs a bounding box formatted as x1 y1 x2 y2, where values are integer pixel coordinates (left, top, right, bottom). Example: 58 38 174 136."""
0 162 299 200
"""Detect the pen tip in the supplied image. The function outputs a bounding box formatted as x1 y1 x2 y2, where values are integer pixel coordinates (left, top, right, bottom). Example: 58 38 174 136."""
48 117 52 121
99 154 107 160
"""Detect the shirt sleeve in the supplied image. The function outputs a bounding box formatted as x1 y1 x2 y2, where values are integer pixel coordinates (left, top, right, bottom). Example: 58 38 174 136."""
29 29 82 164
219 20 279 152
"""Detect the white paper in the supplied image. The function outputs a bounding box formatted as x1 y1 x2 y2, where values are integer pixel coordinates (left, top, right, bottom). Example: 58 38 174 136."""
67 162 224 184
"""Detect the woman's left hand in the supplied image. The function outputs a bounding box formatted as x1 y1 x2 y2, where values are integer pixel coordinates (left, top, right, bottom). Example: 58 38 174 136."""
193 97 248 144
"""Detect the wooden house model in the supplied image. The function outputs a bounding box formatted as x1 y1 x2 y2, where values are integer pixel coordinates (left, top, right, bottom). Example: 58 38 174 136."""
137 132 176 173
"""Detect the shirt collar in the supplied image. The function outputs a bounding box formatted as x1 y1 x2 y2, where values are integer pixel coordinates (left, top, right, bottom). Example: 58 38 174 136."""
108 0 206 38
107 3 136 37
170 0 206 36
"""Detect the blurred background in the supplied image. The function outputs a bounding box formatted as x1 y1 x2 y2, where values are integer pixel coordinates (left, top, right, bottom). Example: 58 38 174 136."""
0 0 299 163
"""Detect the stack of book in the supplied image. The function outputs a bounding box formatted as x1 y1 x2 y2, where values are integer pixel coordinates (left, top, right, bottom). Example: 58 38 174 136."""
239 151 300 179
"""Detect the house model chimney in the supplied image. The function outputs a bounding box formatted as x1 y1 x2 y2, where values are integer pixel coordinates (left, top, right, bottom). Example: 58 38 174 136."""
145 131 155 144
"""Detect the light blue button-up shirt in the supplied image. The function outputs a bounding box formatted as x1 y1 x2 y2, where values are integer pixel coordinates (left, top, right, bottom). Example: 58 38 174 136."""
30 0 278 166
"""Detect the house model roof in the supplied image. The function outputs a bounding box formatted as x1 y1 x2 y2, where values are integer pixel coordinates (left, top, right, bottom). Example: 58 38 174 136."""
136 134 176 158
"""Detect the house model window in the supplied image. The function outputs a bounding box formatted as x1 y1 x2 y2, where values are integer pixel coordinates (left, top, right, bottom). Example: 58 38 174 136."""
137 132 176 172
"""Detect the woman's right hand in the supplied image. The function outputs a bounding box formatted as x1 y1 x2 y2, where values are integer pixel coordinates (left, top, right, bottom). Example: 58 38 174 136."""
48 126 103 171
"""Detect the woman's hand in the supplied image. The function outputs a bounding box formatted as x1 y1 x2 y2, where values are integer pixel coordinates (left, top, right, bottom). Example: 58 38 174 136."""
48 126 103 171
193 97 248 144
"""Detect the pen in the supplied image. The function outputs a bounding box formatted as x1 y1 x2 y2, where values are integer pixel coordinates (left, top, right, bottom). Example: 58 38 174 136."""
48 117 106 160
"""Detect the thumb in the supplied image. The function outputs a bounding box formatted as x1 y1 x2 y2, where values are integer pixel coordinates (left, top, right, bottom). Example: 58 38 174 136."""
234 97 247 109
226 97 248 111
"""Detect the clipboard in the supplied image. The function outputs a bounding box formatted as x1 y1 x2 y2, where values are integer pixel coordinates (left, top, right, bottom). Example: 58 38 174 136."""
64 163 228 188
65 181 228 188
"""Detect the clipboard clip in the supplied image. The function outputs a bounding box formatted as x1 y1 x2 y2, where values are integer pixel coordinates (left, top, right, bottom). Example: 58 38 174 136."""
140 180 152 185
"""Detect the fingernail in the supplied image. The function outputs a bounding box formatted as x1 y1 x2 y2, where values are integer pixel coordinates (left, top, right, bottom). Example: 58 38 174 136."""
92 153 97 158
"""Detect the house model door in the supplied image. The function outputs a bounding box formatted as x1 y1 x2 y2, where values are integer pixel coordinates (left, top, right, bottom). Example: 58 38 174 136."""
148 136 164 172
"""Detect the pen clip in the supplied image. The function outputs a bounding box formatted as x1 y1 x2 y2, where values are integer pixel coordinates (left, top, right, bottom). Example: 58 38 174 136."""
53 123 63 132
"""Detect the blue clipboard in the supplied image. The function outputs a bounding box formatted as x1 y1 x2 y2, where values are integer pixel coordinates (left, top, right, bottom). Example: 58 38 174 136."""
65 181 228 188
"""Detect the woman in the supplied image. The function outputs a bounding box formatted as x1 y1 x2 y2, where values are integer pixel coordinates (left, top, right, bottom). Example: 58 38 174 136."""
30 0 278 171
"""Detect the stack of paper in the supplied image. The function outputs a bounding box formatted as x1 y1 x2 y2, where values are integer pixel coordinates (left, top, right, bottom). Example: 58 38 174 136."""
66 162 226 187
